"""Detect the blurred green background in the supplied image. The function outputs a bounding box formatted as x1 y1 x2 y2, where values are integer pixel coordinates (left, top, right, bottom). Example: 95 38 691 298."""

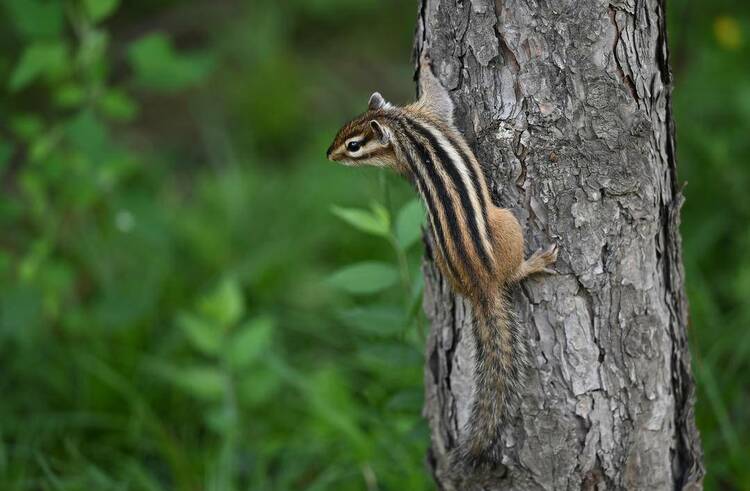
0 0 747 489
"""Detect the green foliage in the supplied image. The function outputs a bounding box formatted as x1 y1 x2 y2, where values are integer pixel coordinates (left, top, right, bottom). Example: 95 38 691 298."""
331 204 392 238
8 41 69 92
396 199 426 249
128 33 215 92
4 0 65 39
0 1 425 489
327 261 399 295
82 0 120 22
0 0 746 489
669 2 750 488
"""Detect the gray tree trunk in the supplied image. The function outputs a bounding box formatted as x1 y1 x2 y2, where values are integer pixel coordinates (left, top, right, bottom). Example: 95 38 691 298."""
415 0 704 489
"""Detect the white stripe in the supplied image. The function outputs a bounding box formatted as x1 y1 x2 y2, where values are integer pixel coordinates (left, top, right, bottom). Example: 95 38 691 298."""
396 139 457 273
420 121 495 264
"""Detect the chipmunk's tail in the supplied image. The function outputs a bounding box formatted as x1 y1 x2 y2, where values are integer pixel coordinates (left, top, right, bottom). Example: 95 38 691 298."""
454 289 530 469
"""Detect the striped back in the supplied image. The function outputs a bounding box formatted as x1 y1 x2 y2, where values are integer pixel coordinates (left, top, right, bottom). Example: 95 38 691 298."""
383 110 495 290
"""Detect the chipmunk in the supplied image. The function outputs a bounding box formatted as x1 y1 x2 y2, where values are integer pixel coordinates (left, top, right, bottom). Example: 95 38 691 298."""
326 53 558 471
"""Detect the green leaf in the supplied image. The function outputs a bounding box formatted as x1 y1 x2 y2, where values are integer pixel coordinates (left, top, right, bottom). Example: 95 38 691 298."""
65 110 110 161
151 363 226 402
370 202 391 229
199 278 245 328
237 366 280 407
10 114 44 140
3 0 64 39
127 33 215 92
83 0 120 22
357 343 421 369
28 130 62 163
408 273 425 317
99 89 138 121
326 261 398 295
205 404 236 435
177 366 226 401
331 204 390 237
306 369 367 449
396 199 425 249
226 316 274 368
54 84 85 108
18 239 50 282
177 312 222 356
337 306 405 336
9 41 68 92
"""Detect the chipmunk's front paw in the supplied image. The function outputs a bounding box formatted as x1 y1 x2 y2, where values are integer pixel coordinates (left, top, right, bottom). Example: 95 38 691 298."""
530 243 559 275
542 243 558 266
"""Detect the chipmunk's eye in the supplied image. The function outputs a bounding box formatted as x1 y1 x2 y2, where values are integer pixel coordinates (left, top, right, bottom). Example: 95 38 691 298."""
346 141 362 152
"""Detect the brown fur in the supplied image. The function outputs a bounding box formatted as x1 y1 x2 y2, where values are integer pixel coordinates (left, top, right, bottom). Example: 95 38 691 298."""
327 53 558 476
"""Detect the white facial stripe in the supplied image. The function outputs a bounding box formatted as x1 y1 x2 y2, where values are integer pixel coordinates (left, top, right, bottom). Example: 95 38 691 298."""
345 136 365 147
359 141 380 154
344 136 385 159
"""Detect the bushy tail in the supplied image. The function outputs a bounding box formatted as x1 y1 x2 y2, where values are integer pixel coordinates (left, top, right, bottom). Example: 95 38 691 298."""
454 289 530 469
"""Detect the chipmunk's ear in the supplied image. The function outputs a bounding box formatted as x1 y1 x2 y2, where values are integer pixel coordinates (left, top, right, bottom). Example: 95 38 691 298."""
368 92 390 111
370 120 390 144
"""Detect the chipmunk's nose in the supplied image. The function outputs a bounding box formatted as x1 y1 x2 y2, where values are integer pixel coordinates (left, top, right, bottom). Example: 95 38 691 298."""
326 145 337 161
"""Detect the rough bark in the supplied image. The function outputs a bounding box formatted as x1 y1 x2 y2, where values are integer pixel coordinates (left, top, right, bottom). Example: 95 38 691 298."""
415 0 704 489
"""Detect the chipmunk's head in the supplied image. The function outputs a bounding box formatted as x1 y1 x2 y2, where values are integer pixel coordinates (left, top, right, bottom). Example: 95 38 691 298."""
327 92 401 171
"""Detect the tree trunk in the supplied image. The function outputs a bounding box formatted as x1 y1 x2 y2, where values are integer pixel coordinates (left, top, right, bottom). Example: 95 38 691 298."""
415 0 704 489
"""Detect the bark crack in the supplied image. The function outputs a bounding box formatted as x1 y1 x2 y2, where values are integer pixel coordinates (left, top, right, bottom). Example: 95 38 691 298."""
609 5 639 102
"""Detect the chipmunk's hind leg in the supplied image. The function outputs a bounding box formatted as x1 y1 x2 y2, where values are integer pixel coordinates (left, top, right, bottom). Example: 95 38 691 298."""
511 244 558 283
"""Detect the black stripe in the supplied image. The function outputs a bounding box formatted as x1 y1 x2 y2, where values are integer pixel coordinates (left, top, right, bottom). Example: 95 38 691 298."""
401 116 494 270
396 130 462 281
444 131 490 217
384 116 462 280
